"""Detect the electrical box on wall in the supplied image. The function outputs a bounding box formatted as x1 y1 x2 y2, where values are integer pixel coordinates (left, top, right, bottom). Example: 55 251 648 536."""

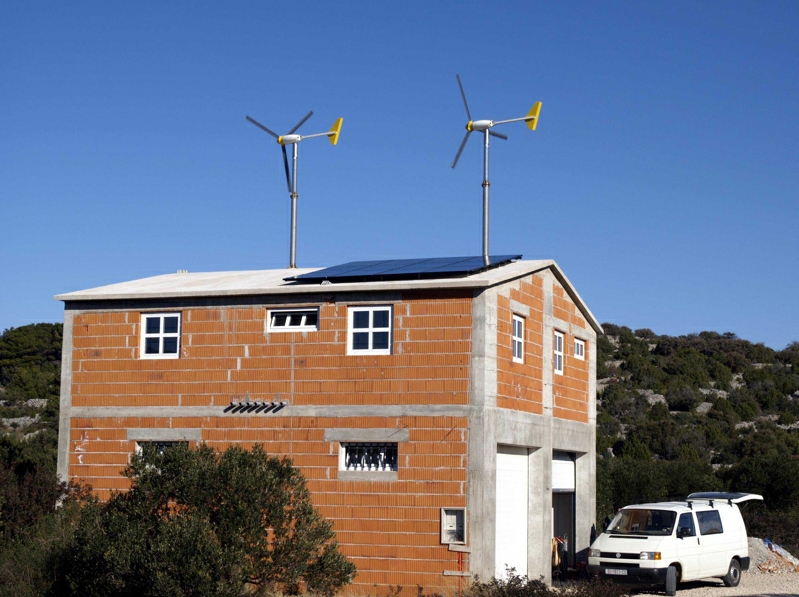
441 508 465 544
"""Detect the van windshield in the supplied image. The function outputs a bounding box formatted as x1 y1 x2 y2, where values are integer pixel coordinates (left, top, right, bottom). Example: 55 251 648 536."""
609 509 676 536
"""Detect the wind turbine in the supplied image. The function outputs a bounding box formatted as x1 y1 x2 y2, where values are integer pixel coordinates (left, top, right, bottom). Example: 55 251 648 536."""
246 111 343 268
450 74 542 266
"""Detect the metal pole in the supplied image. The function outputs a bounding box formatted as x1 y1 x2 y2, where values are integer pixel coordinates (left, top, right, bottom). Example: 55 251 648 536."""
289 143 298 268
482 129 490 266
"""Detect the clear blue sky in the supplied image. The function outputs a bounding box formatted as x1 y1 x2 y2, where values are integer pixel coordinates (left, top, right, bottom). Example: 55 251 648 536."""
1 1 797 349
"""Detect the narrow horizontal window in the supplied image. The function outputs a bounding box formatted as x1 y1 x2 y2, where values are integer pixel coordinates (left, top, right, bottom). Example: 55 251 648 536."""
135 440 187 457
268 308 319 332
340 442 398 472
140 313 181 359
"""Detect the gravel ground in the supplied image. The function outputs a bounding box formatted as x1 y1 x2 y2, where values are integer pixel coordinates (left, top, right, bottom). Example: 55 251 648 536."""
633 571 798 596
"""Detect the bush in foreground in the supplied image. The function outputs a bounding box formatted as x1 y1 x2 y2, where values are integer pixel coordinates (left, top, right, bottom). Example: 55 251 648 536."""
54 444 355 596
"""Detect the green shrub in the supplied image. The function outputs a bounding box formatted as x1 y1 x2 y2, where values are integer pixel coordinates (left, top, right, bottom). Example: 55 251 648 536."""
54 444 355 596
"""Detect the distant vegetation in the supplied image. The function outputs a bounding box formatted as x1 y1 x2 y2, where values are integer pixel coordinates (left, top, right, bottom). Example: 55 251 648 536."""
596 324 799 553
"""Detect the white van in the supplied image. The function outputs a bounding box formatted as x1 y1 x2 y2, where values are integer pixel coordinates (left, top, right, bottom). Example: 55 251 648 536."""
587 492 762 596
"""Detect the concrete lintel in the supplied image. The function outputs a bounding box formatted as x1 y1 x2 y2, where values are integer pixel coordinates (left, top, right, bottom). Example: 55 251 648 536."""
337 470 398 482
324 428 409 442
442 570 471 577
128 428 202 441
508 298 530 318
70 404 471 419
550 417 594 454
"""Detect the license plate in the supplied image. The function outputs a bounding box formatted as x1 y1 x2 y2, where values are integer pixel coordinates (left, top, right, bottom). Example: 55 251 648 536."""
605 569 628 576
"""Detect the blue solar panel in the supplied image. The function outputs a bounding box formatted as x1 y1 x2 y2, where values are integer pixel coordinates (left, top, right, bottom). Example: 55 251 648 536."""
286 255 521 283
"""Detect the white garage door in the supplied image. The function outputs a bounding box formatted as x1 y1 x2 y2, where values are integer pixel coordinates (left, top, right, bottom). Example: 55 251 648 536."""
552 452 575 492
495 446 528 578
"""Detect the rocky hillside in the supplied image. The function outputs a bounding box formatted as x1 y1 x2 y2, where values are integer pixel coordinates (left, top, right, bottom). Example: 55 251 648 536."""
595 324 799 552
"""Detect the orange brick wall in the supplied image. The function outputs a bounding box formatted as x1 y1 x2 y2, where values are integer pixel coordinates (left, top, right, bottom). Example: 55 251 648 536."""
68 292 474 594
496 275 545 413
551 282 591 423
71 292 472 409
69 415 468 593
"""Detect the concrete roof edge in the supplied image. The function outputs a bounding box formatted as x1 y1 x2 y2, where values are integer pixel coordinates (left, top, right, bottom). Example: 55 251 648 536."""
548 263 603 335
52 261 603 335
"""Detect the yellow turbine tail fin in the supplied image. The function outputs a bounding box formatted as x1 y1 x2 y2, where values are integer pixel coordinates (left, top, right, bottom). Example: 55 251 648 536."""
525 102 542 130
328 117 343 145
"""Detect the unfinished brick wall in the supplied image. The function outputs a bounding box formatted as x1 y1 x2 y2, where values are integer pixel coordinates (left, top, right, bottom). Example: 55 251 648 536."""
69 414 468 594
496 275 545 413
67 291 474 594
551 281 590 423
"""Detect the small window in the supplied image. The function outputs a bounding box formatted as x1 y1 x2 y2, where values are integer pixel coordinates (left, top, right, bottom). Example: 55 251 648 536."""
554 330 564 375
141 313 181 359
441 508 466 544
348 306 392 355
512 315 524 363
696 510 724 535
574 338 585 360
135 441 187 457
268 308 319 332
339 442 398 472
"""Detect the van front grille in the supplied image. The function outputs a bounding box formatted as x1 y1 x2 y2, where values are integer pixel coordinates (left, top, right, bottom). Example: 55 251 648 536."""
600 552 640 560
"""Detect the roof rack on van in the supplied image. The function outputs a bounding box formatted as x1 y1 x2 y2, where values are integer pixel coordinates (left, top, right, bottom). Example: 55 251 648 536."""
686 492 763 507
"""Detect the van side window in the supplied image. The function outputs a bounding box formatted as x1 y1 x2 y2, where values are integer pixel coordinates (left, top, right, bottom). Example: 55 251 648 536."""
676 512 696 537
696 510 723 535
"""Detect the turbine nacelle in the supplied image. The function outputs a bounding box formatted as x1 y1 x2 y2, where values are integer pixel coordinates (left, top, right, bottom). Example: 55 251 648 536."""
466 120 494 131
278 134 302 145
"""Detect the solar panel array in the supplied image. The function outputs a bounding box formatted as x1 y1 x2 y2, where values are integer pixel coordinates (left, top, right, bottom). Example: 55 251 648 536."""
285 255 521 284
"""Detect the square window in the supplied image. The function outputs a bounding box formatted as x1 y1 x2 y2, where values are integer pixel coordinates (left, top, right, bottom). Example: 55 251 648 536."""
441 508 466 544
554 330 564 375
574 338 585 360
140 313 181 359
268 308 320 332
348 306 392 355
512 314 524 363
340 442 398 472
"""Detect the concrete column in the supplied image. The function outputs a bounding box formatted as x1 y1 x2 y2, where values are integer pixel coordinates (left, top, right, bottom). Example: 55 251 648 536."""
468 288 499 579
541 273 554 417
574 450 596 564
56 309 75 483
528 444 552 583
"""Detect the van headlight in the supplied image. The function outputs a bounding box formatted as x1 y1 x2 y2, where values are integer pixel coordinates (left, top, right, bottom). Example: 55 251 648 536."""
639 552 661 560
589 549 601 558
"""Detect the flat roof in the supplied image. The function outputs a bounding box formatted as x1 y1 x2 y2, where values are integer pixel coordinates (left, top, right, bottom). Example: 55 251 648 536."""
55 259 602 333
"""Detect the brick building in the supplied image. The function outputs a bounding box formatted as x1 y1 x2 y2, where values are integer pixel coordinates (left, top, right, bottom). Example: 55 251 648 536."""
55 256 601 594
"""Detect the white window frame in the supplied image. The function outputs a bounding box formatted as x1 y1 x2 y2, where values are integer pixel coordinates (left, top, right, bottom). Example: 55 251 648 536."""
347 305 392 355
140 313 181 359
268 308 319 332
512 314 524 363
554 330 564 375
339 442 398 472
574 338 586 360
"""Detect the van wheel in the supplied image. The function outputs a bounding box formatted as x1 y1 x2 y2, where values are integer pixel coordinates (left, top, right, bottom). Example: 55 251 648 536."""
665 565 677 596
723 559 741 587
